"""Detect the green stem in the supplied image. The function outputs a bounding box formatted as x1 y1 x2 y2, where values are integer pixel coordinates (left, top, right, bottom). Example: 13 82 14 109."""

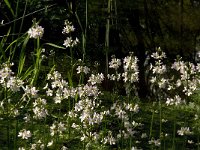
149 107 154 139
14 119 18 149
5 86 10 149
159 100 162 148
70 47 73 66
172 116 176 150
105 0 111 76
198 135 199 150
31 38 41 85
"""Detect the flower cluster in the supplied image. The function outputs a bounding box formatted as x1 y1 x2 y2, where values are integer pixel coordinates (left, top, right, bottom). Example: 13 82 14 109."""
151 47 166 60
63 37 79 48
62 20 79 48
171 60 200 96
166 95 185 106
110 102 140 140
62 20 75 34
23 85 38 99
122 53 139 83
30 139 48 149
18 129 32 139
32 98 48 119
0 62 24 92
177 127 193 136
107 53 139 96
28 23 44 39
50 121 66 137
109 55 122 70
101 131 116 145
76 65 90 74
88 73 104 85
107 56 122 81
148 48 200 107
148 138 161 147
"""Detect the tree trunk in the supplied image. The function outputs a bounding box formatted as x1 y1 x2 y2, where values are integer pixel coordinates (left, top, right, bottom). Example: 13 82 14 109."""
128 9 148 99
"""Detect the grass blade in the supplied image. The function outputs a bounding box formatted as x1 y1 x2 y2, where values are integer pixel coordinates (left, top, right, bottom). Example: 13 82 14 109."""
3 0 15 17
44 43 66 49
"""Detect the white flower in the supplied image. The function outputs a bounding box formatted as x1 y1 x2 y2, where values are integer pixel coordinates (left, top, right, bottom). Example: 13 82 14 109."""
158 78 167 88
18 129 31 139
46 88 53 96
50 123 56 136
58 122 66 133
71 123 79 129
150 76 157 83
62 20 75 34
107 73 121 81
176 79 182 87
31 144 37 150
151 49 166 60
13 109 19 117
1 20 4 25
109 56 121 69
133 104 139 113
141 133 147 138
63 37 79 48
28 24 44 39
177 127 192 136
88 73 104 85
0 62 14 86
23 85 38 98
131 146 142 150
6 77 24 92
61 146 68 150
63 37 73 48
77 66 90 74
122 55 139 83
151 62 166 74
149 138 161 147
33 106 48 119
47 140 53 147
23 114 31 122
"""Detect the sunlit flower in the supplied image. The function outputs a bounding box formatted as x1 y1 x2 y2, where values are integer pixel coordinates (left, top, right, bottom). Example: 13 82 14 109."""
18 129 31 139
122 54 139 83
151 48 166 60
177 127 192 136
28 24 44 39
63 37 79 48
7 77 24 92
107 73 121 81
23 85 38 98
47 140 53 147
62 20 75 34
149 138 161 147
76 66 90 74
88 73 104 85
109 56 121 69
61 146 68 150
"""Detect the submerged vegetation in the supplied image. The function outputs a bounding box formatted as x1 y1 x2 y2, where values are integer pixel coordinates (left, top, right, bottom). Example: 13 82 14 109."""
1 0 200 149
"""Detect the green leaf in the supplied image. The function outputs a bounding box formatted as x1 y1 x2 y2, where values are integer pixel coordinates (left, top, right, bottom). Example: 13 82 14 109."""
18 36 30 76
3 0 15 17
44 43 66 49
67 72 73 87
21 66 34 80
0 28 11 61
